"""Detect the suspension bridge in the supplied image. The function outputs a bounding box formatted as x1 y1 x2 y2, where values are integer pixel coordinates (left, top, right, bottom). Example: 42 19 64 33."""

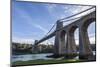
33 6 96 60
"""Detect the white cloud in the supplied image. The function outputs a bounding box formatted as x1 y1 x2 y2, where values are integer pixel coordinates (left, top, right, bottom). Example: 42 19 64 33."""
63 6 91 15
34 24 48 33
71 6 91 14
44 4 58 18
61 5 95 23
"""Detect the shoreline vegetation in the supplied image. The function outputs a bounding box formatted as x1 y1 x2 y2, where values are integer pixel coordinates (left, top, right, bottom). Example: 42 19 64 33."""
12 42 54 55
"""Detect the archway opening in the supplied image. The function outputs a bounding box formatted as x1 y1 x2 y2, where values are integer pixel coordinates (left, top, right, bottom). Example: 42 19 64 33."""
82 18 95 32
69 25 78 45
87 21 96 55
74 28 79 52
68 25 78 53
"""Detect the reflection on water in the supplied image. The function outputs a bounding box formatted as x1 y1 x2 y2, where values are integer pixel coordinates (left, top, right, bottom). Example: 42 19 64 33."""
12 51 96 63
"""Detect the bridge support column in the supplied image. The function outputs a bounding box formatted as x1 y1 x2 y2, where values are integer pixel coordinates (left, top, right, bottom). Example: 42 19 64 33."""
66 32 77 58
79 28 93 60
54 20 67 56
32 40 39 53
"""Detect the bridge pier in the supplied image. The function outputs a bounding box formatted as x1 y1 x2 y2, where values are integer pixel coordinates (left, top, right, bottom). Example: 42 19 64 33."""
54 20 67 56
79 27 93 60
32 40 39 53
66 31 77 58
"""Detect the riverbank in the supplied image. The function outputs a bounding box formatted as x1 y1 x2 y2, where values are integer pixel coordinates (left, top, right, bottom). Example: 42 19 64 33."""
12 59 91 66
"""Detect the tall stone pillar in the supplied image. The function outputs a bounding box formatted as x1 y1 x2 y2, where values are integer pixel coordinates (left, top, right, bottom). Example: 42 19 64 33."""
33 40 38 53
60 30 67 55
54 20 67 56
79 27 93 60
66 32 77 58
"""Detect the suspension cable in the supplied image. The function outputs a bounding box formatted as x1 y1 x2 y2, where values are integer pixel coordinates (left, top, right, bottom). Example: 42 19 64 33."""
44 23 56 37
59 6 95 21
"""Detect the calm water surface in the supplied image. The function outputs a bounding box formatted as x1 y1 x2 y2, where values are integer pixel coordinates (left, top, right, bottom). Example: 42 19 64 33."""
12 53 53 62
12 51 95 63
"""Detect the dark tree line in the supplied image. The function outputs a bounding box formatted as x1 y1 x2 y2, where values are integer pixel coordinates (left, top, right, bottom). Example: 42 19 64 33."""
12 42 54 55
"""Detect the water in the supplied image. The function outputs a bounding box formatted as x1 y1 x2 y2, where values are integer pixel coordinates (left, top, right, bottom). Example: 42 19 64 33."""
12 51 96 63
11 53 53 62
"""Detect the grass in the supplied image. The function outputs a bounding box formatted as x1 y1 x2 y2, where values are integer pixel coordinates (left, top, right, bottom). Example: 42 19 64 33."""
12 54 96 66
12 59 83 66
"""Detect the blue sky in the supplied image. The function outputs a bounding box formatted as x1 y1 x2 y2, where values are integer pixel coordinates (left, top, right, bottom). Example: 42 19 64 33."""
12 0 95 44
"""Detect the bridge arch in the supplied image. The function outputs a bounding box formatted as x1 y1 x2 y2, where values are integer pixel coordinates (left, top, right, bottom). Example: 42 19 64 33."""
66 25 78 55
68 25 78 35
79 16 96 60
81 18 96 31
